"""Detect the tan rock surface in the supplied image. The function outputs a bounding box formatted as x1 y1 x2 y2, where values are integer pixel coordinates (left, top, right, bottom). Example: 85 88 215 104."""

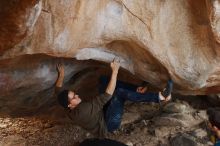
0 0 220 101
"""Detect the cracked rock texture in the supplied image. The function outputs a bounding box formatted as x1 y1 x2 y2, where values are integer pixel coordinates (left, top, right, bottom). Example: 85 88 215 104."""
0 0 220 115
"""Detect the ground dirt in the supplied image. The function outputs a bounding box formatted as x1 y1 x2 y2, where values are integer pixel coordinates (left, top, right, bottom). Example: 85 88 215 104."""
0 100 214 146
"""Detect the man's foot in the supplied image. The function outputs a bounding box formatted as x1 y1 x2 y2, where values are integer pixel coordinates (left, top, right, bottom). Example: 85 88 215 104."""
161 79 173 98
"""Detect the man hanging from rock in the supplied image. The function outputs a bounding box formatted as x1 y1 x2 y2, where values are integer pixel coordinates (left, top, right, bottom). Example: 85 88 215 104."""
55 59 173 137
207 108 220 146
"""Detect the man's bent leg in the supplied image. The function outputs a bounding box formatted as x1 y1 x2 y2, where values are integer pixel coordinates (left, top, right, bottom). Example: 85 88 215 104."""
104 94 125 132
115 88 160 103
104 88 160 132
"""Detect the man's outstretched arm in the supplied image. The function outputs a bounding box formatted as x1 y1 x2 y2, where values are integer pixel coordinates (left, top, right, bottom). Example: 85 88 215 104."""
94 59 120 107
105 59 120 95
55 64 65 88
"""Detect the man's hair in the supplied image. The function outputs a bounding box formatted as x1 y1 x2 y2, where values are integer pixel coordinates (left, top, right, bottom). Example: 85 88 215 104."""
57 90 69 109
207 108 220 129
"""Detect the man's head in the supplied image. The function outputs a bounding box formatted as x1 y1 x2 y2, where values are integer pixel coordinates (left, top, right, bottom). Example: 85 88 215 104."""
57 90 82 110
207 108 220 138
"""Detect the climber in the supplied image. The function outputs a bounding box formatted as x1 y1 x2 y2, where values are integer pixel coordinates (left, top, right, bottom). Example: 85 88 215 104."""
55 59 173 137
207 108 220 146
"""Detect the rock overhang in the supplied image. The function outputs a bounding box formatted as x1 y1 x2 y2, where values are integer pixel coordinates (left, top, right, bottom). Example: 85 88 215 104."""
0 0 220 108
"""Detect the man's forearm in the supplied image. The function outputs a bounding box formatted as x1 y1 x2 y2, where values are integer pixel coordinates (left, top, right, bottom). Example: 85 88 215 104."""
55 74 64 88
105 71 118 95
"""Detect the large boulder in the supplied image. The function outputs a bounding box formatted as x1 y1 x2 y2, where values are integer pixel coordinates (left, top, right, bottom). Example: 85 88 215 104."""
1 0 220 94
0 0 220 115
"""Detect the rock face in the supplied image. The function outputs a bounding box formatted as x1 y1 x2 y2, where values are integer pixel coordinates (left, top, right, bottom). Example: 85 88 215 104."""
153 101 203 128
0 54 102 116
0 0 220 115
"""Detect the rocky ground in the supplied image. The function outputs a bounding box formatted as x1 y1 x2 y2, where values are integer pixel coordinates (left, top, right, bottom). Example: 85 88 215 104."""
0 97 216 146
